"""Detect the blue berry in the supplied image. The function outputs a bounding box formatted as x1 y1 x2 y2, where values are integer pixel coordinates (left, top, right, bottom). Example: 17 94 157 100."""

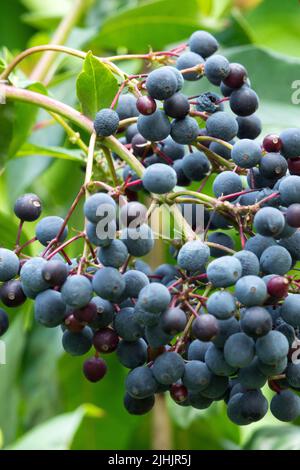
206 112 239 141
114 307 144 341
160 307 187 335
188 339 211 361
259 153 287 179
84 193 116 224
204 54 230 85
143 163 177 194
121 224 154 257
207 256 242 287
240 306 272 338
137 110 170 142
170 116 199 145
234 250 260 276
90 296 114 329
62 326 93 356
92 267 125 302
94 108 119 137
181 151 210 181
35 289 66 327
279 175 300 205
137 282 170 314
237 358 267 389
207 291 236 319
36 216 68 246
279 128 300 159
123 270 149 298
260 245 292 275
231 139 262 168
205 344 237 377
244 234 276 258
189 30 218 58
160 136 185 161
20 257 48 296
213 317 241 348
176 52 204 81
254 207 285 237
126 366 158 399
281 294 300 327
236 114 262 140
207 232 235 258
177 240 210 272
200 374 229 399
117 339 148 369
235 275 267 307
116 94 139 120
256 330 289 365
270 390 300 422
152 351 185 385
61 275 93 308
279 231 300 260
183 360 212 391
0 248 19 282
224 332 255 368
144 321 172 347
146 67 178 100
163 93 190 119
209 141 232 160
213 171 242 197
124 393 155 415
98 239 128 268
86 221 116 247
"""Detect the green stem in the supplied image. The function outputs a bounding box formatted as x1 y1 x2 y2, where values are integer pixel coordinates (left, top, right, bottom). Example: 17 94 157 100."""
197 136 233 150
196 142 234 170
50 112 88 153
168 189 216 207
100 146 119 187
30 0 92 83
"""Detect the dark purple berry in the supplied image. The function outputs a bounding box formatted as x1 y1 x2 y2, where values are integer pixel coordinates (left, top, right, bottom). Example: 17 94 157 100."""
83 356 107 382
288 157 300 175
131 133 152 158
286 204 300 227
73 302 98 323
93 328 119 353
0 280 26 307
163 93 190 119
192 314 219 341
136 95 157 115
42 260 68 287
0 309 9 336
223 63 247 89
14 193 42 222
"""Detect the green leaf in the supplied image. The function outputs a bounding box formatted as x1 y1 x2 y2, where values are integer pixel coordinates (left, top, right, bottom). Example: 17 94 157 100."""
243 0 300 58
6 404 103 450
244 425 300 450
90 0 222 53
16 143 85 162
76 51 118 119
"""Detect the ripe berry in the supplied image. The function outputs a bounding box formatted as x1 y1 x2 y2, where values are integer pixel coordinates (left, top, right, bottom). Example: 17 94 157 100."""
146 67 178 100
36 216 68 246
14 193 42 222
0 280 26 307
267 276 289 298
230 86 259 117
163 93 190 119
136 96 156 116
42 260 68 287
0 248 20 282
73 302 98 323
286 203 300 227
288 157 300 175
131 133 151 158
93 327 119 353
64 314 84 333
263 134 282 153
223 63 247 89
83 357 107 382
170 383 188 404
94 108 120 137
192 314 219 341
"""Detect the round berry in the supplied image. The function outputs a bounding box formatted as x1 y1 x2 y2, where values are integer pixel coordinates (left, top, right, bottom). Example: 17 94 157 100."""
136 95 156 115
42 260 68 287
0 248 20 282
146 67 178 100
223 63 247 89
14 193 42 222
143 163 177 194
94 108 119 137
0 280 26 307
83 357 107 382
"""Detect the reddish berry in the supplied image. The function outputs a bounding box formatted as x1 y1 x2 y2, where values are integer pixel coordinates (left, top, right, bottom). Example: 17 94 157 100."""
263 134 282 153
170 383 188 403
93 328 119 353
223 63 247 89
64 314 84 333
73 302 97 323
288 157 300 175
83 356 107 382
136 95 157 115
267 276 289 298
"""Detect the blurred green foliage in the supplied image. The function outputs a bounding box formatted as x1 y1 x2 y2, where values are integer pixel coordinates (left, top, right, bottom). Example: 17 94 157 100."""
0 0 300 451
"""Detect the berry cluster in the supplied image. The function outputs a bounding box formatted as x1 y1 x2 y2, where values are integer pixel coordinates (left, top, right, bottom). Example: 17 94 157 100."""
2 29 300 426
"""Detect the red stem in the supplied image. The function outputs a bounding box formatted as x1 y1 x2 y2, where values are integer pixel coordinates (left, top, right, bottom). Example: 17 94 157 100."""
47 233 84 260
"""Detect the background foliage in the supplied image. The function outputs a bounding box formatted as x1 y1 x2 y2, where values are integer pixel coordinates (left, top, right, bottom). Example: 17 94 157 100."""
1 0 300 450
